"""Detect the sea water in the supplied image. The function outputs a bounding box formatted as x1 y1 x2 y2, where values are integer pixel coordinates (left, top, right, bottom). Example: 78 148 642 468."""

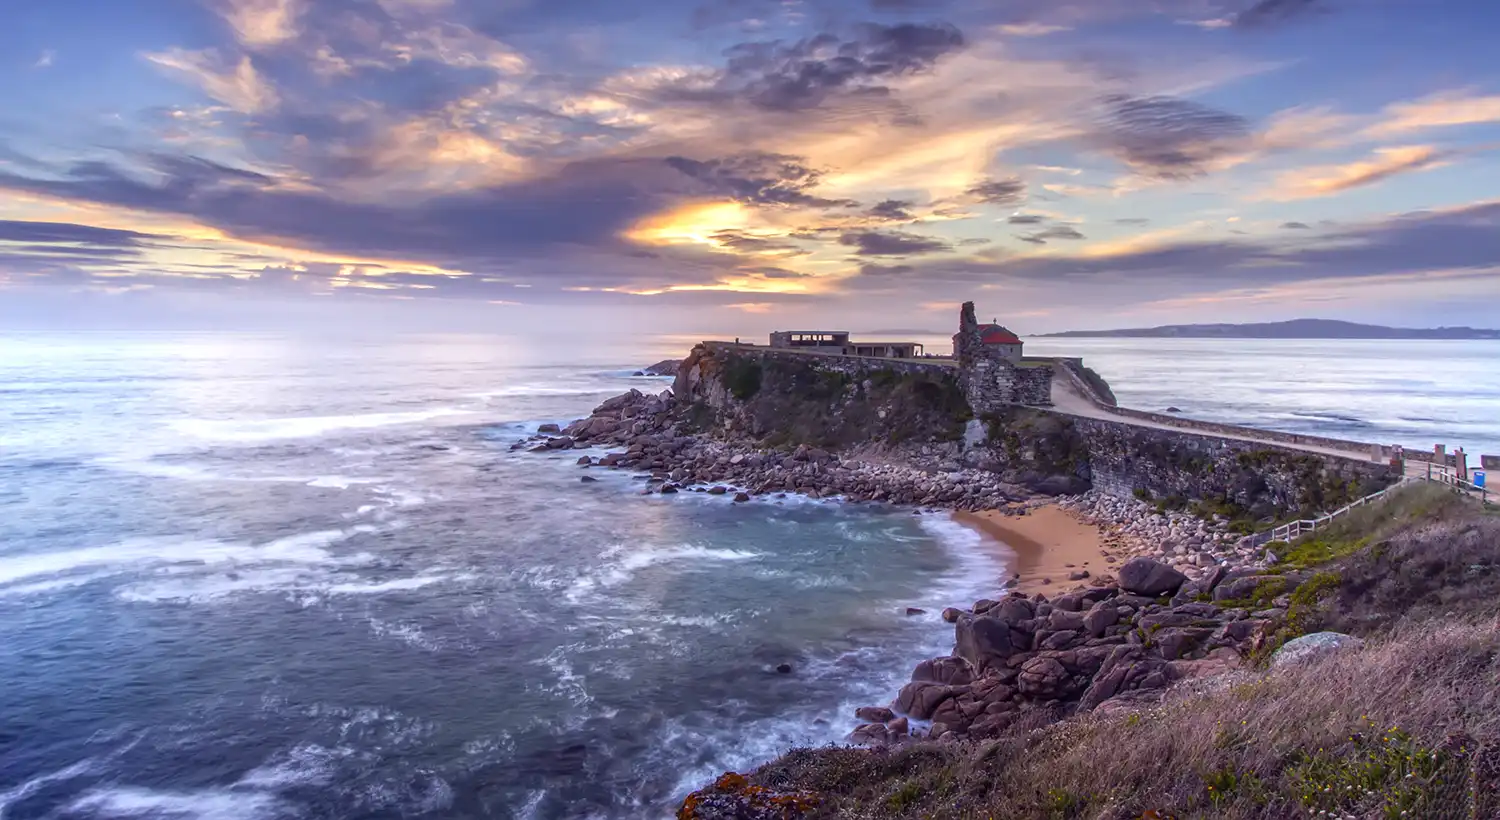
2 332 1497 820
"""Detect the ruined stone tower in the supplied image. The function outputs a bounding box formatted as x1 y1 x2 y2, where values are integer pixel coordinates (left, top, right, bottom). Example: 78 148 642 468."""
953 301 1053 410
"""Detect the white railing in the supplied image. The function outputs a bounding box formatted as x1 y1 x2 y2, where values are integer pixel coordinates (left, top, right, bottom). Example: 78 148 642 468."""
1251 477 1418 546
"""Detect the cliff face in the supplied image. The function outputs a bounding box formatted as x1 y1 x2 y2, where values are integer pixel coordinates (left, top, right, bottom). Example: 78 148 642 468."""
671 343 1090 493
667 342 1398 511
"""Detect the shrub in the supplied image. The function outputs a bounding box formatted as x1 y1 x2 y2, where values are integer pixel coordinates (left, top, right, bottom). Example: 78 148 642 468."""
723 357 763 400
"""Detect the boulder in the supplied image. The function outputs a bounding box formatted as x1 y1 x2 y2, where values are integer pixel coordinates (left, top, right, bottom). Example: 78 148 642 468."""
580 476 599 483
955 616 1017 674
1083 601 1118 638
911 656 975 686
941 607 964 624
1048 609 1085 632
733 492 751 503
1272 632 1365 668
537 423 561 434
895 681 957 721
1118 557 1187 597
855 706 895 723
1016 656 1070 699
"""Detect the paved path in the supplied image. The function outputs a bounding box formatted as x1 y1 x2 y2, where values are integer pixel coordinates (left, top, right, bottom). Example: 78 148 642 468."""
1046 377 1387 464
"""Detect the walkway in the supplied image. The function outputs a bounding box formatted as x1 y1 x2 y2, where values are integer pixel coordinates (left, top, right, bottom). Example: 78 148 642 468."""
1046 377 1387 464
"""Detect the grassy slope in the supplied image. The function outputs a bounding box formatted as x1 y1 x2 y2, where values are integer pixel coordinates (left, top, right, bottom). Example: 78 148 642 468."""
699 485 1500 820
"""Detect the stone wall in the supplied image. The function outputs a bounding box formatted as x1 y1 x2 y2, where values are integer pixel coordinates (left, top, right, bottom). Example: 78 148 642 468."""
1066 414 1400 515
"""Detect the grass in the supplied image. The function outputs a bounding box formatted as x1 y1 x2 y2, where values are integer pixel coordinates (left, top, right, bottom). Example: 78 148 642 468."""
737 618 1500 819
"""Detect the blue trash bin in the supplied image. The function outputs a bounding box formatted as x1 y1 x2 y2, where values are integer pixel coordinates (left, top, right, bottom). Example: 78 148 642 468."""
1475 470 1486 488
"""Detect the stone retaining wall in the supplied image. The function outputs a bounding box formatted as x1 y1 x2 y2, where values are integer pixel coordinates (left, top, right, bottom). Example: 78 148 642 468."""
1067 414 1400 509
700 342 957 381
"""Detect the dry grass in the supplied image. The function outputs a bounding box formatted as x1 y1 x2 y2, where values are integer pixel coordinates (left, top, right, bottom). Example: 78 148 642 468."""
756 618 1500 818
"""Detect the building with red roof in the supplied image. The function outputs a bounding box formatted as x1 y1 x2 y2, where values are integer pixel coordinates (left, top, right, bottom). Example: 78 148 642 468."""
954 320 1024 361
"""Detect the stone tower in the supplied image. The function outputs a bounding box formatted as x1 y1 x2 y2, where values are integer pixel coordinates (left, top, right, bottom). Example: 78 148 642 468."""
955 301 985 368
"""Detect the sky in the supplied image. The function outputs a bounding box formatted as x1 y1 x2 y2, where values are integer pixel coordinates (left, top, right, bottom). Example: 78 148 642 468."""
2 0 1499 334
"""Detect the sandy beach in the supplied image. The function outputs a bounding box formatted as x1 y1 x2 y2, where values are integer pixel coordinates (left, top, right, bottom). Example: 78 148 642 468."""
954 505 1116 597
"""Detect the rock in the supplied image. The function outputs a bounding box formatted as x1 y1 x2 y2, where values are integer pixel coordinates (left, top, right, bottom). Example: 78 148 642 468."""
775 663 793 674
1083 601 1119 638
904 607 926 616
941 607 964 623
911 656 975 686
895 681 957 721
1272 632 1365 667
1048 609 1085 632
659 485 679 494
733 492 751 503
708 486 728 496
1016 656 1070 698
848 723 891 747
576 456 593 465
1165 407 1182 413
1118 557 1187 597
580 476 599 483
545 436 575 450
955 616 1018 674
855 706 895 723
1068 570 1090 581
1153 627 1215 661
538 423 561 434
887 716 910 737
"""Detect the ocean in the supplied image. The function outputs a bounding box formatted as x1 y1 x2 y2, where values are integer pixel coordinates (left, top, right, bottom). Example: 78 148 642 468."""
2 332 1497 820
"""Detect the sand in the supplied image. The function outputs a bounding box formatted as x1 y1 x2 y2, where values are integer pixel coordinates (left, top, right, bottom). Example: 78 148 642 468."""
954 505 1115 597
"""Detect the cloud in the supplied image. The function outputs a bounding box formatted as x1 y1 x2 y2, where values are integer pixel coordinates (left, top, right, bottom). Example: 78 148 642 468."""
858 262 915 276
1262 145 1451 200
867 199 916 221
1017 225 1086 244
664 152 854 207
839 229 952 255
220 0 302 48
1114 217 1150 225
143 50 280 114
1007 214 1046 224
0 220 168 247
1232 0 1323 29
1280 221 1310 229
996 22 1071 37
1094 94 1251 178
966 177 1027 205
703 22 967 111
1367 90 1500 137
34 50 55 69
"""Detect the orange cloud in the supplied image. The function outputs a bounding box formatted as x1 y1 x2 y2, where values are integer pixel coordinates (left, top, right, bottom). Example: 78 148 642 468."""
144 49 279 114
1368 90 1500 137
1259 145 1449 200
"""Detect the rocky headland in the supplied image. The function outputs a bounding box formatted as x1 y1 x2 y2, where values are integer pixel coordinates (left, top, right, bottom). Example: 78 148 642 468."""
511 339 1460 818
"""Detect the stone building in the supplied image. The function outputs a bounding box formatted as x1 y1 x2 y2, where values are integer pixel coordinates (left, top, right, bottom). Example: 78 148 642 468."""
954 302 1051 410
766 330 924 359
952 321 1023 362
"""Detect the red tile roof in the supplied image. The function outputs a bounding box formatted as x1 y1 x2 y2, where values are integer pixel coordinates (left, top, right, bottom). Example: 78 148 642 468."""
977 324 1021 344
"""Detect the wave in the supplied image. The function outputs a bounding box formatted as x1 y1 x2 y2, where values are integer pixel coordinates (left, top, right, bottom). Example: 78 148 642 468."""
565 545 764 603
171 407 476 443
470 384 620 399
0 758 97 817
66 786 290 820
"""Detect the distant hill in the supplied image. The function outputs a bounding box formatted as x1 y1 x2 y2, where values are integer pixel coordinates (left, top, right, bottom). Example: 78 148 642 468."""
1039 318 1500 340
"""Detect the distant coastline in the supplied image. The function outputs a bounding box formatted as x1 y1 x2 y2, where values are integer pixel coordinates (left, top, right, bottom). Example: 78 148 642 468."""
1039 318 1500 340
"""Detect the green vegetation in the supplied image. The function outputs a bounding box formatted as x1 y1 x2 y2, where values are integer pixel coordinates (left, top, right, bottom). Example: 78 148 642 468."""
722 356 763 400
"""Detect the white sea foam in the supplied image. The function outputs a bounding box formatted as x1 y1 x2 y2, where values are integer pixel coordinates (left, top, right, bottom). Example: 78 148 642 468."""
65 786 289 819
565 545 763 603
0 758 95 818
237 743 354 790
171 407 475 443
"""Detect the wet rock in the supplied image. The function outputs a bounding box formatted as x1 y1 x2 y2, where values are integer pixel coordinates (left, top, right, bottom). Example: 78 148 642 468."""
855 706 895 723
941 607 964 623
538 423 561 434
733 492 751 503
904 607 926 616
775 663 793 674
580 476 599 483
708 486 728 496
576 456 593 465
